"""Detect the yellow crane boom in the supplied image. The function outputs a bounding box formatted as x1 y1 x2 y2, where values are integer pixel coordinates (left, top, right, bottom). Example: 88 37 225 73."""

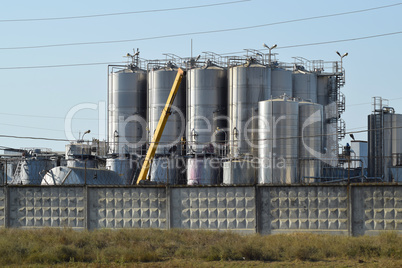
136 68 185 184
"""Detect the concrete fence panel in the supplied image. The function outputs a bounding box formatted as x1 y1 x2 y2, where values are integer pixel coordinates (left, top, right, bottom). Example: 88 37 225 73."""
170 186 256 233
259 186 349 235
8 187 85 229
352 185 402 236
88 187 167 230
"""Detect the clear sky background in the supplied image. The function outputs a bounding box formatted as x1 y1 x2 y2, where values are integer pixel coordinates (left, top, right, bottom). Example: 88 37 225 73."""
0 0 401 152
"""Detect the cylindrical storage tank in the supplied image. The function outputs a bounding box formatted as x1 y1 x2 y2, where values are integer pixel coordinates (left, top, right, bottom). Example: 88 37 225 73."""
148 66 186 155
369 113 402 181
186 64 227 154
317 75 329 106
271 68 292 98
350 140 368 169
292 71 317 103
148 157 183 185
109 67 147 155
106 158 137 185
228 62 271 157
11 159 55 185
298 102 323 183
391 114 402 166
258 98 299 184
223 159 256 185
187 157 222 185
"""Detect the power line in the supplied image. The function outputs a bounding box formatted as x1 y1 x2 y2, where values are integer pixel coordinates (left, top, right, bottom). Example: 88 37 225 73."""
0 30 400 70
0 61 122 70
0 123 401 144
0 0 250 22
0 3 400 50
0 112 103 120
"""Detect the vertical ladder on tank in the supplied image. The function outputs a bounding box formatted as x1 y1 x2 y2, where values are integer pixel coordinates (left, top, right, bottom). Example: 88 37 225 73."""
373 97 384 177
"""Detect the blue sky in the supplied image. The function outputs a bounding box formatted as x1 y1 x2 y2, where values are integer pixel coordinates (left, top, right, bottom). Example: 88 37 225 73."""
0 0 401 152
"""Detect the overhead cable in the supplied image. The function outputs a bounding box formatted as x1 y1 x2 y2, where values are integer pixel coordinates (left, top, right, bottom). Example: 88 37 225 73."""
0 3 400 50
0 0 250 22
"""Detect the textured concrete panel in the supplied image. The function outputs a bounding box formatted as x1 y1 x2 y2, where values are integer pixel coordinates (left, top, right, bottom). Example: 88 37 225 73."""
89 187 167 229
353 186 402 235
260 186 348 235
9 187 85 229
171 187 255 233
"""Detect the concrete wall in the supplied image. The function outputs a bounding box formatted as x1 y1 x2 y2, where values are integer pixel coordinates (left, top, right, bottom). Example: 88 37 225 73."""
1 184 402 236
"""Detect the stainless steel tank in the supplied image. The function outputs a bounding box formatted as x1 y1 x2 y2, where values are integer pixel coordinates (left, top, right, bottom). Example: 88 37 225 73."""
368 112 402 181
298 102 323 182
109 67 147 155
186 62 227 154
148 65 186 155
258 97 299 184
148 157 183 184
228 61 271 157
11 158 55 185
222 159 256 185
271 68 292 98
106 158 137 185
292 71 317 103
187 157 222 185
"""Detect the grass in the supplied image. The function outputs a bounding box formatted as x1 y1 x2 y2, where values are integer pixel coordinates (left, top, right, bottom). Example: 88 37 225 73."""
0 228 400 266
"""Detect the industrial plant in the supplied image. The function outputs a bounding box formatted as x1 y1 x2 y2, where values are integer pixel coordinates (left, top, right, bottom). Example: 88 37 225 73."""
2 46 402 186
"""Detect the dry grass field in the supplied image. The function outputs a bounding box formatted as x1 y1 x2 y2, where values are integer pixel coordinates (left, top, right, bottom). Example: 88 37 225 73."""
0 228 401 267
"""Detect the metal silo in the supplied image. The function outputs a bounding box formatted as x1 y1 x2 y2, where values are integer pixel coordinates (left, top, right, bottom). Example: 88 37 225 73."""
298 101 323 182
271 68 292 98
223 159 256 185
228 59 271 157
108 65 147 155
186 60 227 154
148 62 186 154
148 157 186 185
368 106 402 181
12 158 54 185
106 158 137 185
187 157 222 185
258 97 299 184
292 71 318 103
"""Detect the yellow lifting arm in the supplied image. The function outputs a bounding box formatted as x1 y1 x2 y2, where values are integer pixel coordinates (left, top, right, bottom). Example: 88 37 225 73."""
136 68 185 184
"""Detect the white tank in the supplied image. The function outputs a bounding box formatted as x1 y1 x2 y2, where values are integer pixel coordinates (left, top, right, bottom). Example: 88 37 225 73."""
298 102 323 182
292 71 317 103
271 68 292 98
258 97 299 184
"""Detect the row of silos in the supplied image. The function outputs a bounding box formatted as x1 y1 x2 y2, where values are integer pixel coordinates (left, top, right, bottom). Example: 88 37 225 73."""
107 56 339 185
